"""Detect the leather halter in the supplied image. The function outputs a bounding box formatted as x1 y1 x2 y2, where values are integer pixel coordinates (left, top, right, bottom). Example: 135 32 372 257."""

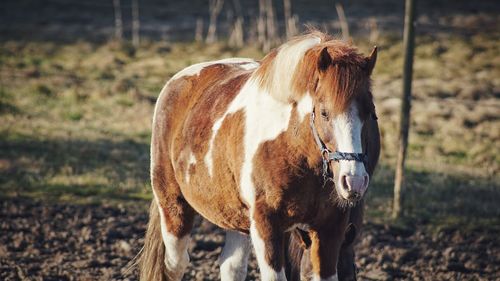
309 111 368 183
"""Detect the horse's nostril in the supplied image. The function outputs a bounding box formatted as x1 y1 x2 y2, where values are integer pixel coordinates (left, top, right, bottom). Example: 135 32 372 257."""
341 175 348 190
364 175 369 187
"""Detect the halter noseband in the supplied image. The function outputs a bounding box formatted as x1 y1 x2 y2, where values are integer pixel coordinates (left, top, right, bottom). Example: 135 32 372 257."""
310 111 367 183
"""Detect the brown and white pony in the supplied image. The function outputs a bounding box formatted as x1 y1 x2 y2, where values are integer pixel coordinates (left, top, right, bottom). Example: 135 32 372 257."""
140 32 380 281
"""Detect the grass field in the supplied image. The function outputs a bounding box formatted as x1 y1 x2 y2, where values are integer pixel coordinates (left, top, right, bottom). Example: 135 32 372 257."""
1 33 499 232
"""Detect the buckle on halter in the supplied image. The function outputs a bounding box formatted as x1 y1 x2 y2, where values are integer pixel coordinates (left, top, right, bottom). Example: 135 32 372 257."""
321 148 331 161
320 149 334 185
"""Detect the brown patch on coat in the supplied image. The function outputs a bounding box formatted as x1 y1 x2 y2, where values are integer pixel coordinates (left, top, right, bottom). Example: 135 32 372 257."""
151 62 253 234
184 109 250 232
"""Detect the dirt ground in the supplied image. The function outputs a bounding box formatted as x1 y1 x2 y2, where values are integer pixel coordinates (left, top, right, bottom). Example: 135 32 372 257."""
1 199 498 281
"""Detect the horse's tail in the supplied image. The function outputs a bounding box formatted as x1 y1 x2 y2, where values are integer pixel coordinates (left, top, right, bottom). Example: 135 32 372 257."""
139 200 168 281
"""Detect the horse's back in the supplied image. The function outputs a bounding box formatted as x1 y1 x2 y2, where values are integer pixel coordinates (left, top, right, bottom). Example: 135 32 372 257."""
152 58 257 155
151 58 258 232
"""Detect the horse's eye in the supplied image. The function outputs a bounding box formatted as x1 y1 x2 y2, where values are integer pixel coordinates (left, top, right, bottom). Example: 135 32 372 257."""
320 110 329 119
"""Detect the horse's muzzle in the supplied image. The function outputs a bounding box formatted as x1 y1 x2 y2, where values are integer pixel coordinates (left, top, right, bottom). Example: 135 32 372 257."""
339 174 369 201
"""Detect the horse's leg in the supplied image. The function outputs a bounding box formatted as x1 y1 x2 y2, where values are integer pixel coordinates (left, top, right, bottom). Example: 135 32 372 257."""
219 230 252 281
338 202 363 281
250 204 287 281
308 215 349 281
337 226 357 281
152 162 196 281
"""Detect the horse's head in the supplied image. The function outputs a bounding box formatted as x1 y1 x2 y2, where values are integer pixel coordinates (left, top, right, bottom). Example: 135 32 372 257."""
309 43 377 205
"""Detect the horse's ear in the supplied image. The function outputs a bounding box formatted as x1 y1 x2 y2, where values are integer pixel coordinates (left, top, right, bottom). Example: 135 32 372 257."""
365 46 377 75
317 47 332 72
344 223 357 246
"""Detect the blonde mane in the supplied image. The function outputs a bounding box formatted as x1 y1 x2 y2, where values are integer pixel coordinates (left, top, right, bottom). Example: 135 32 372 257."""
253 31 370 110
253 32 327 102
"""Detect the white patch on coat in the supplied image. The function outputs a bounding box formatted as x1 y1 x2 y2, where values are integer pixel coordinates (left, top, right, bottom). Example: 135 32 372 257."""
332 102 367 197
204 117 224 176
296 93 313 122
250 222 287 281
312 273 339 281
237 80 293 206
219 230 252 281
204 77 293 192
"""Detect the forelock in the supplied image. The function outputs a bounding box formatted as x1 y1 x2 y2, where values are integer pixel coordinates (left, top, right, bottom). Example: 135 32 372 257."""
293 40 371 113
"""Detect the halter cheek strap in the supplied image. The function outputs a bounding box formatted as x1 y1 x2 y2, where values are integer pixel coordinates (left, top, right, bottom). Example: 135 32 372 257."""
310 111 368 183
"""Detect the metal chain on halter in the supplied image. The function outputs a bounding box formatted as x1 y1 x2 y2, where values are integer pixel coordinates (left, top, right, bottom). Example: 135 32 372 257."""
309 110 368 186
321 150 332 186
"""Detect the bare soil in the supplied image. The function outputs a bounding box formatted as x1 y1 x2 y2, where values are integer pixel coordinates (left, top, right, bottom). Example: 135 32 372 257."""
1 199 499 281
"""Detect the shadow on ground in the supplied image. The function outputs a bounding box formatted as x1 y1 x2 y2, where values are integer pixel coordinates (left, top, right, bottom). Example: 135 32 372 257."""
367 164 500 231
0 134 150 202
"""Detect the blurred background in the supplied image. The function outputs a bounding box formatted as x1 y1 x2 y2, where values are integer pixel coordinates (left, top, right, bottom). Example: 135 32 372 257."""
0 0 499 280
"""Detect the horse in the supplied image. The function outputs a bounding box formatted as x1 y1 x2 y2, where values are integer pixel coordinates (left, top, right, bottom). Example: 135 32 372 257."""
139 31 380 281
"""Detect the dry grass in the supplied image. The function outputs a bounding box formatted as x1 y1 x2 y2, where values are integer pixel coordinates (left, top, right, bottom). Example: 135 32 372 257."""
0 34 498 229
0 40 262 204
356 34 500 175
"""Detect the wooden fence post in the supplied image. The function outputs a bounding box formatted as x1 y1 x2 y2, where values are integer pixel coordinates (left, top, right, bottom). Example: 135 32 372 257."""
112 0 123 41
206 0 224 44
335 3 350 42
393 0 417 219
131 0 140 47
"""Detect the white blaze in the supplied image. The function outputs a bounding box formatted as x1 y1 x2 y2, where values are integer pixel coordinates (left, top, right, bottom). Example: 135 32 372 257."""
332 102 366 177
